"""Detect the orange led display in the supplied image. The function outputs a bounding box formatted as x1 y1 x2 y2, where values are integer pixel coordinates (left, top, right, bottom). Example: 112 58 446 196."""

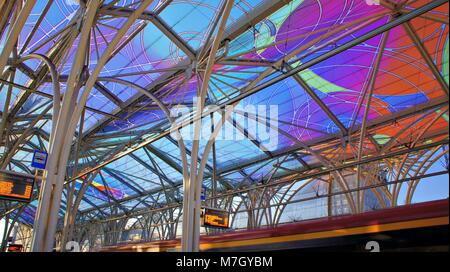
7 244 23 252
202 208 230 229
0 171 34 202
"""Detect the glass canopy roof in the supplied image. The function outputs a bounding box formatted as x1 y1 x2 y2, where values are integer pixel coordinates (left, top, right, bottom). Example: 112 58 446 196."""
0 0 448 227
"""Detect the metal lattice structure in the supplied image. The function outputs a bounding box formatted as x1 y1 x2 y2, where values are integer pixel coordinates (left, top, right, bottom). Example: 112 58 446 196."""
0 0 448 252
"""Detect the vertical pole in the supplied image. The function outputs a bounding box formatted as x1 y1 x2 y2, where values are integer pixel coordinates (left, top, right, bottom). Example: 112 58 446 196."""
31 0 99 252
0 0 21 148
327 175 333 217
356 26 389 213
0 0 36 73
32 0 156 252
0 71 15 147
193 108 235 249
181 0 234 252
210 112 217 209
61 108 85 251
0 1 15 39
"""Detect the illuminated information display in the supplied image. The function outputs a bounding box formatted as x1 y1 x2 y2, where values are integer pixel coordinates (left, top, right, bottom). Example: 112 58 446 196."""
0 170 34 202
201 208 230 229
7 244 23 252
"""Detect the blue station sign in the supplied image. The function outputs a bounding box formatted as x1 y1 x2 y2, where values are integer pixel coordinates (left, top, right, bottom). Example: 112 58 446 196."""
31 150 48 169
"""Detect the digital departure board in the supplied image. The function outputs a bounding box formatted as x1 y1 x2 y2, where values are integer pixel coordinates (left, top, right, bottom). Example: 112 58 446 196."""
7 244 23 252
0 170 34 202
201 207 230 229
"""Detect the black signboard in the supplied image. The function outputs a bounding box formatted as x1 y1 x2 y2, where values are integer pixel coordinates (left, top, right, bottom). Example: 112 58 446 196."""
0 170 34 202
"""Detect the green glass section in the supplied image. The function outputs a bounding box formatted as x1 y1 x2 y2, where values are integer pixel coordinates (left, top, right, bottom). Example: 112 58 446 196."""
255 0 304 54
292 61 350 94
373 134 391 145
436 109 449 123
443 36 449 85
299 69 349 93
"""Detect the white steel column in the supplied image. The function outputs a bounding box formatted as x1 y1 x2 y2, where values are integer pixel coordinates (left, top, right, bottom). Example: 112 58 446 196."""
181 0 234 252
32 0 157 252
356 26 389 213
31 0 100 252
0 0 37 146
0 0 36 74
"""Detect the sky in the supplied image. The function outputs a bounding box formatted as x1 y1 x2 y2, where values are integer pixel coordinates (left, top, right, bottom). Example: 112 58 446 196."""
409 161 449 204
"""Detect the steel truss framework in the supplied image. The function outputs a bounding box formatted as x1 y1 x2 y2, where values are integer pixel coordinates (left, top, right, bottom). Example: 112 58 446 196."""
0 0 448 252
